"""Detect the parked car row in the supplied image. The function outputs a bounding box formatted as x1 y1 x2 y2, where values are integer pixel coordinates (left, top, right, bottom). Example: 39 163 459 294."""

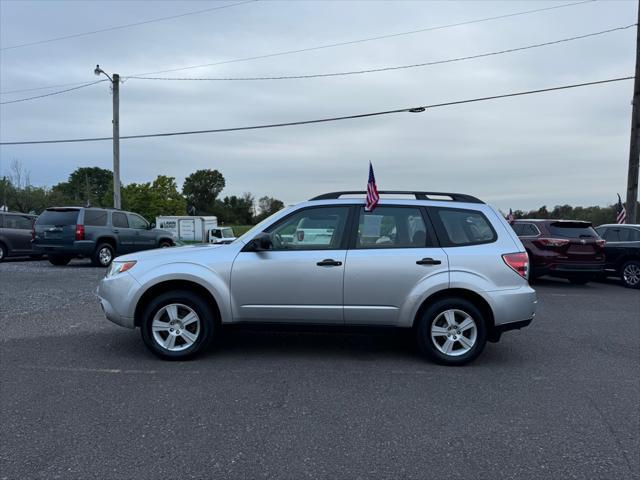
0 207 175 267
511 220 640 289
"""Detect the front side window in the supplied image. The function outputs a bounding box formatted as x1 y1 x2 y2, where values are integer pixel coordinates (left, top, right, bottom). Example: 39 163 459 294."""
266 206 349 250
433 208 497 246
112 212 129 228
128 214 149 230
356 207 429 249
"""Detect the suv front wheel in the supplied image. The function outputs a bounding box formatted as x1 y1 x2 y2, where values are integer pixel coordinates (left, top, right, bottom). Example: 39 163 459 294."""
417 298 487 366
140 290 215 360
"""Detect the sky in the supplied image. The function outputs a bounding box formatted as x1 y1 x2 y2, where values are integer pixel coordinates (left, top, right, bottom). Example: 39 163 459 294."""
0 0 637 211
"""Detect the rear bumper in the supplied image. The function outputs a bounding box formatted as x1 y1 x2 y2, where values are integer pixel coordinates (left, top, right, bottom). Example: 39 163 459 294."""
490 318 533 342
33 240 95 256
533 261 604 277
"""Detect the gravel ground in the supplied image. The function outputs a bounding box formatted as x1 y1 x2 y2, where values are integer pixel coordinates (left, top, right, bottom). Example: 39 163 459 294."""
1 257 638 479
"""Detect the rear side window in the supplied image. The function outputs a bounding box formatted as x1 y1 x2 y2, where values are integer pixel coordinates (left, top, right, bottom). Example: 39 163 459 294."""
37 209 79 225
431 208 497 247
513 223 539 237
112 212 128 228
84 209 108 227
4 214 33 230
549 222 597 239
356 206 430 249
605 228 640 242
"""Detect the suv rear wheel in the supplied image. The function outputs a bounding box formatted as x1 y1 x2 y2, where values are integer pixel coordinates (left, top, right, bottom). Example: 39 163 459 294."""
621 260 640 289
48 255 72 266
140 290 215 360
92 243 114 267
417 298 487 366
0 242 7 262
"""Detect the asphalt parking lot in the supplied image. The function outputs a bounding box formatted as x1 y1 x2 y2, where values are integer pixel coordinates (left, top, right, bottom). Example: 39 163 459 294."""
1 258 638 480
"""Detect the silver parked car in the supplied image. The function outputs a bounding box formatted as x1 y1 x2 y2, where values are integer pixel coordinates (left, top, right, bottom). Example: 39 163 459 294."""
97 191 537 365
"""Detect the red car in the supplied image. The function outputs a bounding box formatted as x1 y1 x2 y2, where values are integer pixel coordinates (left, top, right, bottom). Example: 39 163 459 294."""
511 220 605 284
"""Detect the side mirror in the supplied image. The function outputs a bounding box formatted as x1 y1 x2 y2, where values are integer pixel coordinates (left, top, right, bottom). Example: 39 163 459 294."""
149 223 156 229
245 232 272 252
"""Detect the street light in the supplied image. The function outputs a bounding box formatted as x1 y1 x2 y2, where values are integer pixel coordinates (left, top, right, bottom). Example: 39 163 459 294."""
94 64 121 209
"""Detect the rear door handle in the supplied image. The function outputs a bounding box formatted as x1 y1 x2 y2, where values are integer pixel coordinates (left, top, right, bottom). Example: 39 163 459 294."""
317 259 343 267
416 257 441 265
113 229 120 234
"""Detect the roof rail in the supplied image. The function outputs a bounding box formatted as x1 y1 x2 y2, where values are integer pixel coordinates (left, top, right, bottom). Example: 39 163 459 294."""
309 191 484 204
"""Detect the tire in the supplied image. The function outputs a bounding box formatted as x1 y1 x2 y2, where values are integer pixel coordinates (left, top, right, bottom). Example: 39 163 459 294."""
568 277 589 285
140 290 215 360
159 240 172 248
0 242 7 262
92 243 114 267
621 260 640 289
416 298 487 366
48 255 72 266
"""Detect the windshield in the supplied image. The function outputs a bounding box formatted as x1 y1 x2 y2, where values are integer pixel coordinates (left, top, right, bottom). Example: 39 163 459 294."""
237 205 295 243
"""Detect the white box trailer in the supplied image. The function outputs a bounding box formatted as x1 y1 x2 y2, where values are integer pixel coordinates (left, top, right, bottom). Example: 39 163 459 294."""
156 216 218 242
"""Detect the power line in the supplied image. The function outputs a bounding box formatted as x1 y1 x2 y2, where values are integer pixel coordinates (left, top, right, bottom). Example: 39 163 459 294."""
0 76 632 146
0 0 257 51
0 0 594 95
0 80 106 105
131 0 596 77
127 24 636 82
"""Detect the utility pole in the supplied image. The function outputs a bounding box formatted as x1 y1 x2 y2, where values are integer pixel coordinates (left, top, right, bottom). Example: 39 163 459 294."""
625 2 640 224
112 73 121 210
94 65 121 209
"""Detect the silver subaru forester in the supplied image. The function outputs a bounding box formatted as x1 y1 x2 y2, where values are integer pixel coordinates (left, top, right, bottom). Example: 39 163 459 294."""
97 191 536 365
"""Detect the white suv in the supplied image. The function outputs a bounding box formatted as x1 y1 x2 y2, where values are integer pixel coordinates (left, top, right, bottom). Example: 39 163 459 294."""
98 191 537 365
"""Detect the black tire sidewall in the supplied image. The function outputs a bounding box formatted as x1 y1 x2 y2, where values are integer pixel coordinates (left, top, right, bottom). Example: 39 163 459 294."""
92 243 114 267
417 298 487 366
621 260 640 289
140 290 215 360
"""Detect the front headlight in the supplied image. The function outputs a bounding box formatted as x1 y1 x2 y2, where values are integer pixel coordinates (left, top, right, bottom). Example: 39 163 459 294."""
107 260 137 277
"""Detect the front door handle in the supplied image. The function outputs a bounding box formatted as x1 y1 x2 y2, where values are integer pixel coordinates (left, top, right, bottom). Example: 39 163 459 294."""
317 259 343 267
416 257 442 265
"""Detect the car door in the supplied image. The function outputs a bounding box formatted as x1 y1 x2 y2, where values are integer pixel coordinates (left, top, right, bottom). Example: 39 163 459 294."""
231 205 352 324
3 214 34 254
343 206 449 326
127 213 157 250
111 212 137 253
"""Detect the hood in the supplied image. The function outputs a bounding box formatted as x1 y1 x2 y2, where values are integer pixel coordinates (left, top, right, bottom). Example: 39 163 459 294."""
114 243 231 263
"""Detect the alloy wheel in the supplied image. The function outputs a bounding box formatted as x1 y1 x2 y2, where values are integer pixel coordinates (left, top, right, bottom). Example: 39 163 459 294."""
151 303 201 352
623 263 640 287
430 309 478 357
99 247 112 266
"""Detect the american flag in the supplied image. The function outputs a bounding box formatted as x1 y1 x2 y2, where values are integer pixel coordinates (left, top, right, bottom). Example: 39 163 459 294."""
616 194 627 224
506 208 515 224
365 162 379 212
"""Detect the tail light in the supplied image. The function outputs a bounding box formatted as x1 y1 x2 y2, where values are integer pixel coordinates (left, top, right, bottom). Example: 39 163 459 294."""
533 238 570 248
503 252 529 279
75 224 85 241
596 239 606 248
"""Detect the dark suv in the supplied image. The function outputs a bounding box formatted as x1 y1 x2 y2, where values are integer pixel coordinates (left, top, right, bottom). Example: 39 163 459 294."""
594 224 640 289
511 219 605 284
0 212 40 262
33 207 175 267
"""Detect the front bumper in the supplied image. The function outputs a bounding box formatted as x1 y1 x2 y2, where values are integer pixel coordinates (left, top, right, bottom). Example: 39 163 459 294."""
96 272 140 329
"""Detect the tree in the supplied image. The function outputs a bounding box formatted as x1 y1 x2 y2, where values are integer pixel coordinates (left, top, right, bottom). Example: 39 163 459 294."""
255 196 285 222
122 175 186 222
182 169 225 215
215 192 255 225
51 167 112 207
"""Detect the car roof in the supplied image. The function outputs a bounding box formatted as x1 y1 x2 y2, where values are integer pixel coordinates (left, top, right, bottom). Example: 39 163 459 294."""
597 224 640 228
